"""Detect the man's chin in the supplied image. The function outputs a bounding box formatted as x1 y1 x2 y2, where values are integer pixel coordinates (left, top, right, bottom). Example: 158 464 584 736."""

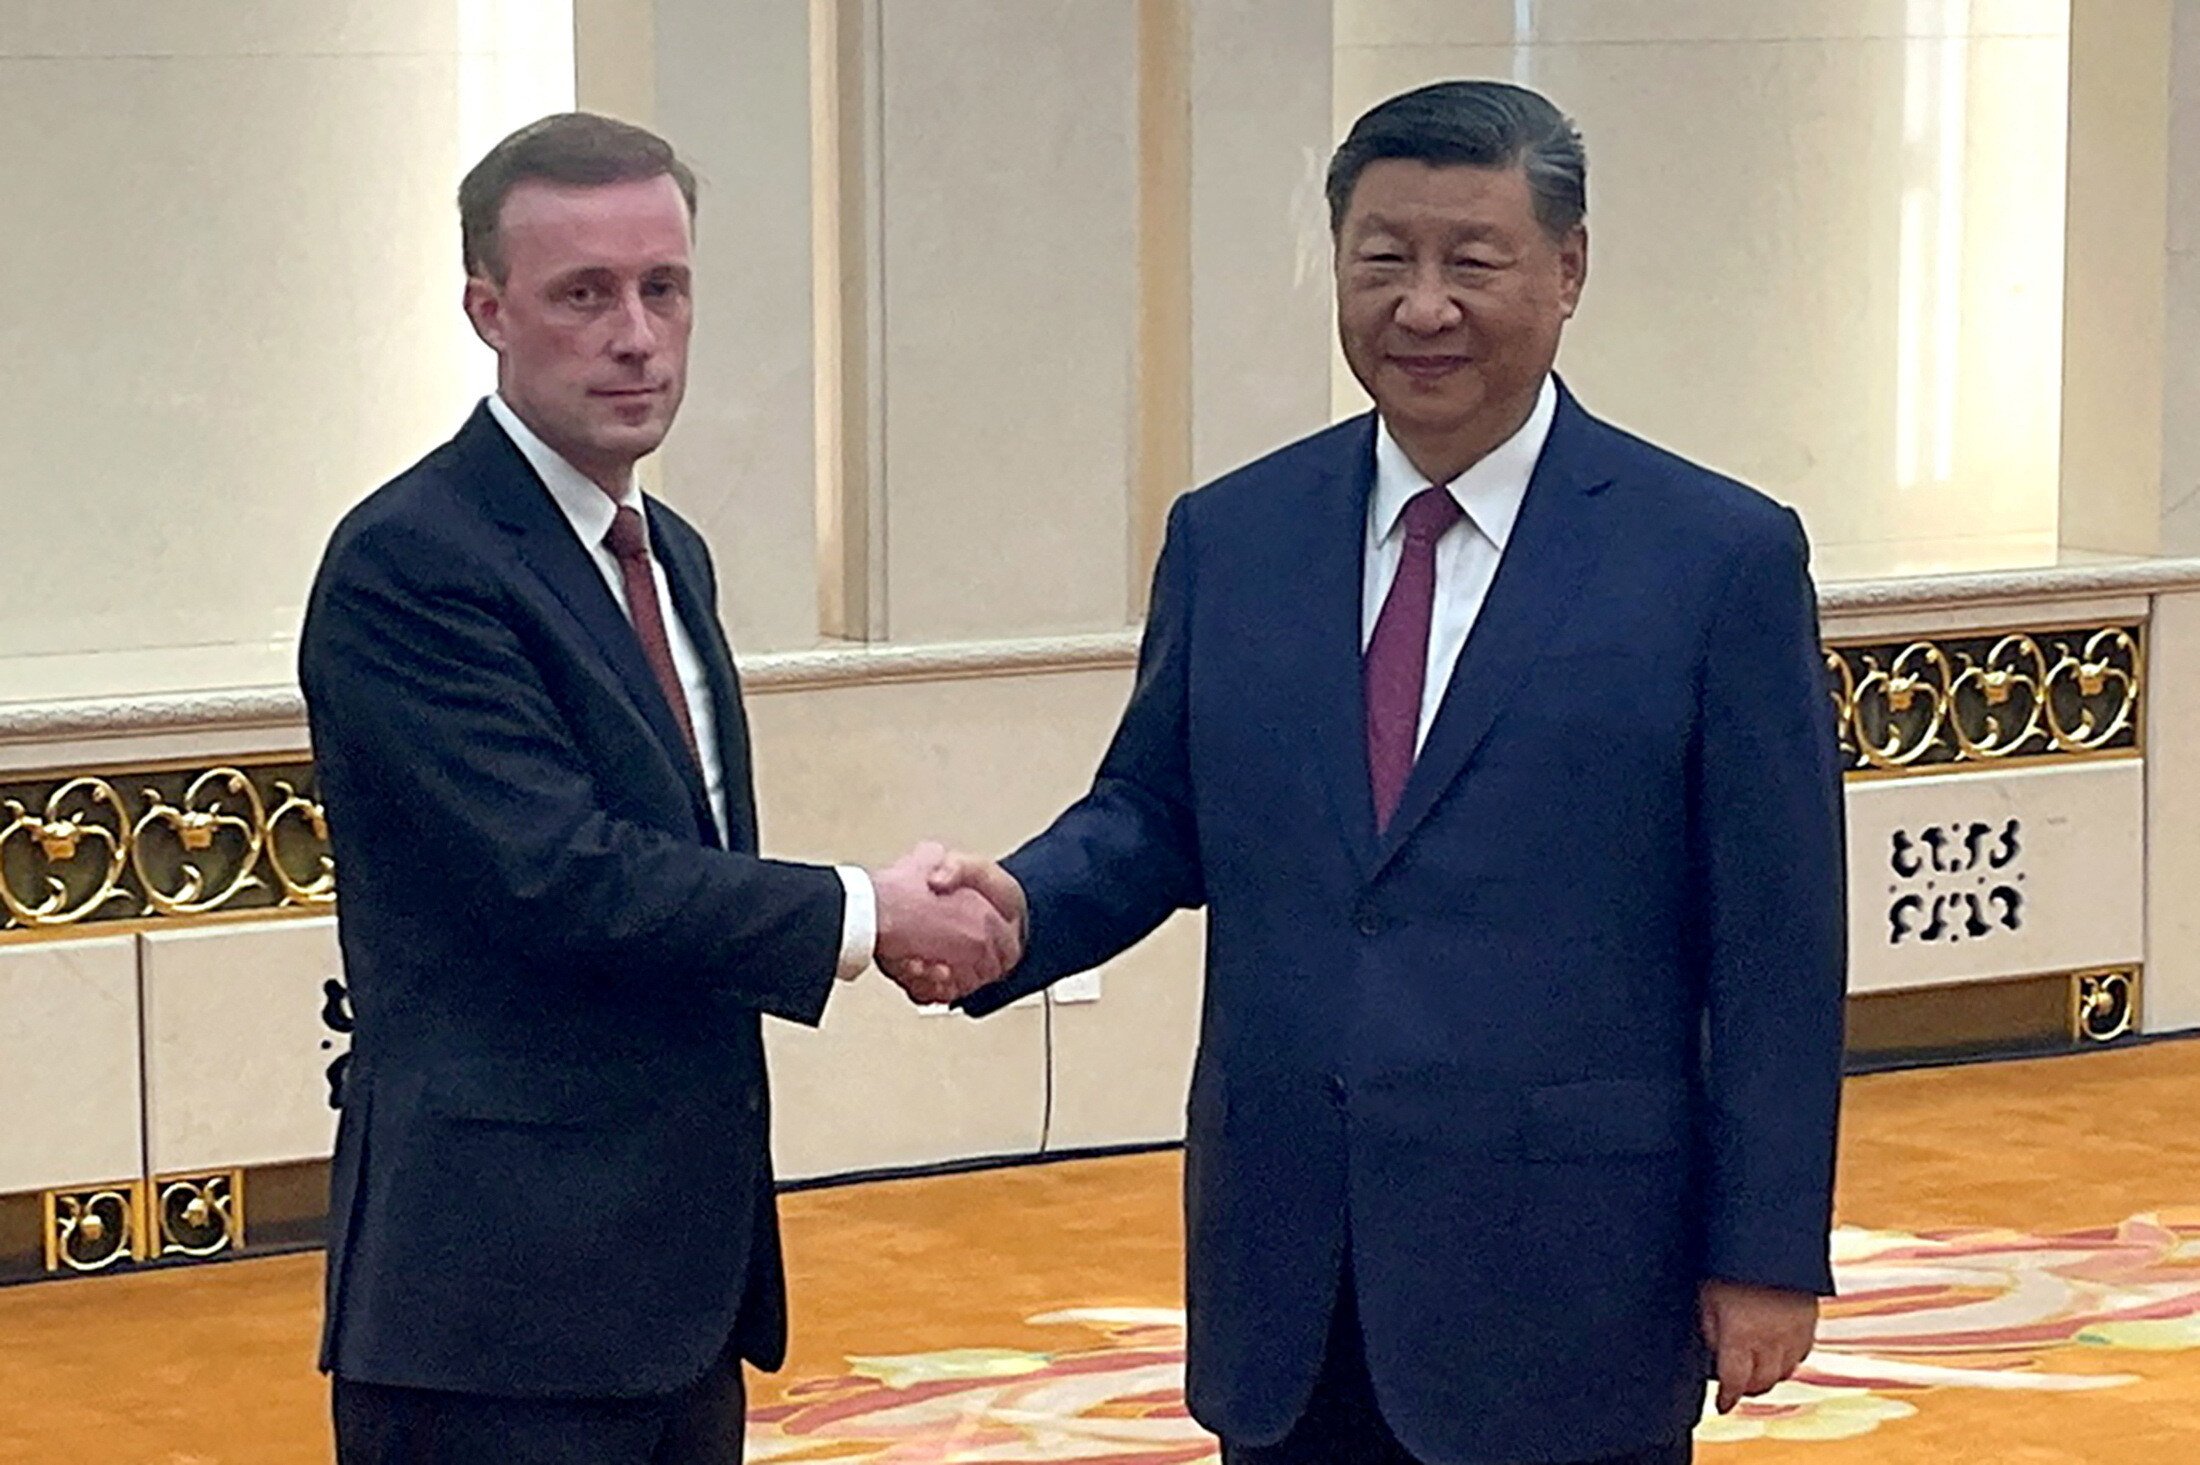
589 420 672 462
1377 378 1513 433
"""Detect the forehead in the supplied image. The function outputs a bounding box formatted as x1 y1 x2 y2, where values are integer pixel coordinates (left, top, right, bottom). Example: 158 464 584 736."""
495 174 693 272
1341 159 1538 235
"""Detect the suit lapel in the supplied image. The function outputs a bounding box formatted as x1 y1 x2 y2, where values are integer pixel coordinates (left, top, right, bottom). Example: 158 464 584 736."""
455 407 716 834
1303 416 1382 877
1369 388 1613 878
652 511 757 853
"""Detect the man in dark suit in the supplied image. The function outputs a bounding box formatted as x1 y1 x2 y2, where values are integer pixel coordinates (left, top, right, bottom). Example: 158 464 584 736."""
299 113 1016 1465
918 81 1846 1464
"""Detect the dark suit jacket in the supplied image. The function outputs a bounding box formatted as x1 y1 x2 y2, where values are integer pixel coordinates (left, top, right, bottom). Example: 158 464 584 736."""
299 404 846 1399
966 383 1847 1463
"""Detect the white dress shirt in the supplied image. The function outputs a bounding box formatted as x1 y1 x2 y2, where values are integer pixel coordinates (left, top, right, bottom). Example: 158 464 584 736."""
1362 375 1559 750
486 396 875 981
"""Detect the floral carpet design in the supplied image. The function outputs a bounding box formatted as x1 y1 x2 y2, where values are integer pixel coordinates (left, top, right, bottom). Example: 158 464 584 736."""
747 1213 2200 1461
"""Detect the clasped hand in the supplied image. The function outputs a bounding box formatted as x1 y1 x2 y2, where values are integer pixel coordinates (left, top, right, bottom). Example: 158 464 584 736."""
868 842 1027 1005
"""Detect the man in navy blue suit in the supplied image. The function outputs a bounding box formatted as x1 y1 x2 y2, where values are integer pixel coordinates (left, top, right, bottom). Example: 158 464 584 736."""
300 114 1015 1464
916 81 1847 1464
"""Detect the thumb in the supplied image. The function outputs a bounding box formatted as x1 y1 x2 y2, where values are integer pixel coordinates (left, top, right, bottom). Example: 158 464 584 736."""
927 849 979 893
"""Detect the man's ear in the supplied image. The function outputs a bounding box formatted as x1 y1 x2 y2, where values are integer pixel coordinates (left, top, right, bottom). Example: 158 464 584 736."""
1557 224 1588 319
462 275 506 352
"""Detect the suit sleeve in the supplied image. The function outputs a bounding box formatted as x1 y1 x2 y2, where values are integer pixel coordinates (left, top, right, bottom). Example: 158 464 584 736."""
299 516 844 1025
1694 507 1848 1295
962 497 1207 1015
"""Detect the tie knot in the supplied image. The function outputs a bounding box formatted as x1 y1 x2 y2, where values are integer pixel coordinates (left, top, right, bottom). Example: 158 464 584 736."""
605 505 649 563
1400 485 1464 546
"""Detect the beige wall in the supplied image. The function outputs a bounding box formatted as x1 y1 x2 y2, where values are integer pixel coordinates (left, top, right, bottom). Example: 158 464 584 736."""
2163 0 2200 557
876 1 1141 643
16 0 2183 697
648 0 826 651
2147 589 2200 1033
746 665 1202 1175
0 2 575 704
2058 0 2170 558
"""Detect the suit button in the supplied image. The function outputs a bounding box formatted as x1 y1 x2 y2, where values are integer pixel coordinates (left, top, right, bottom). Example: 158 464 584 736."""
1325 1076 1348 1105
1355 912 1384 937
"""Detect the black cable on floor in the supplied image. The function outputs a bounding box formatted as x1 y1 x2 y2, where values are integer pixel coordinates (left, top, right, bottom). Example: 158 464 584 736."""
1038 986 1058 1154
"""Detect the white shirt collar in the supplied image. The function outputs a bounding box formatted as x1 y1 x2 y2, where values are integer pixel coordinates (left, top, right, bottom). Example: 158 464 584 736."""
485 393 643 552
1370 374 1558 551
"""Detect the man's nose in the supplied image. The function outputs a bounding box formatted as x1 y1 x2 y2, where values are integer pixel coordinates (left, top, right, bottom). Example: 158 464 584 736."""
607 287 656 357
1394 270 1463 334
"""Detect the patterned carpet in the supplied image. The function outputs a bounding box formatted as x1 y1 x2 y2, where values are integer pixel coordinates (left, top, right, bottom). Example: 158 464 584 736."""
747 1215 2200 1461
3 1041 2199 1463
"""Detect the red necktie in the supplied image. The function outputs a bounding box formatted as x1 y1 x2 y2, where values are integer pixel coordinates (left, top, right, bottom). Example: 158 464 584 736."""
604 506 703 772
1365 486 1464 831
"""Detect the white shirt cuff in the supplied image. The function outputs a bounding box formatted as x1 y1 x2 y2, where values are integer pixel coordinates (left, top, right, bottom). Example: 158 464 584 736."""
833 865 876 981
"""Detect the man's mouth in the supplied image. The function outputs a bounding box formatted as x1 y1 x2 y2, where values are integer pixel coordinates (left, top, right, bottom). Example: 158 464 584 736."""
1389 355 1471 382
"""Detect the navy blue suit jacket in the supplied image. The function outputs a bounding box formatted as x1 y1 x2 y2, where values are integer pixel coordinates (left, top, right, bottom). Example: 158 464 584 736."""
965 385 1847 1462
299 404 846 1399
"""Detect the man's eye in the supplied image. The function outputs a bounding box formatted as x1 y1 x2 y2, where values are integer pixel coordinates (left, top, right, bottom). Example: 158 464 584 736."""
1361 252 1405 265
1455 257 1500 270
564 285 601 306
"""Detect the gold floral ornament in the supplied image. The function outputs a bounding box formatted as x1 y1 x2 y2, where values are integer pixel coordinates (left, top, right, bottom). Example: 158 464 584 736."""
2043 628 2142 752
1850 643 1953 769
266 780 336 904
2073 968 2138 1043
1828 623 2142 774
1948 635 2047 758
43 1187 144 1273
1823 650 1859 763
0 777 133 927
156 1173 242 1259
130 768 267 917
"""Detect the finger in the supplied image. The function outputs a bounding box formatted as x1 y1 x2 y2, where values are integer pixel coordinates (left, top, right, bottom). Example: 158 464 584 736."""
1716 1341 1752 1414
887 960 939 1000
1744 1340 1784 1400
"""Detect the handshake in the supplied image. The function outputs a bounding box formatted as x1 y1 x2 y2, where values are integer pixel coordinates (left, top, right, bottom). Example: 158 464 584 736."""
865 842 1027 1006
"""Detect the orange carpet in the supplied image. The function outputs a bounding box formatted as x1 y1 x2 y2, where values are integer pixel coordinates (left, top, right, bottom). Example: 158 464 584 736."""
3 1042 2199 1462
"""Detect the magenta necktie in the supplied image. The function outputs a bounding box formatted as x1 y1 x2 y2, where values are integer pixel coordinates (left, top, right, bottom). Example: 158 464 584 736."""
1365 486 1464 831
605 506 703 772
